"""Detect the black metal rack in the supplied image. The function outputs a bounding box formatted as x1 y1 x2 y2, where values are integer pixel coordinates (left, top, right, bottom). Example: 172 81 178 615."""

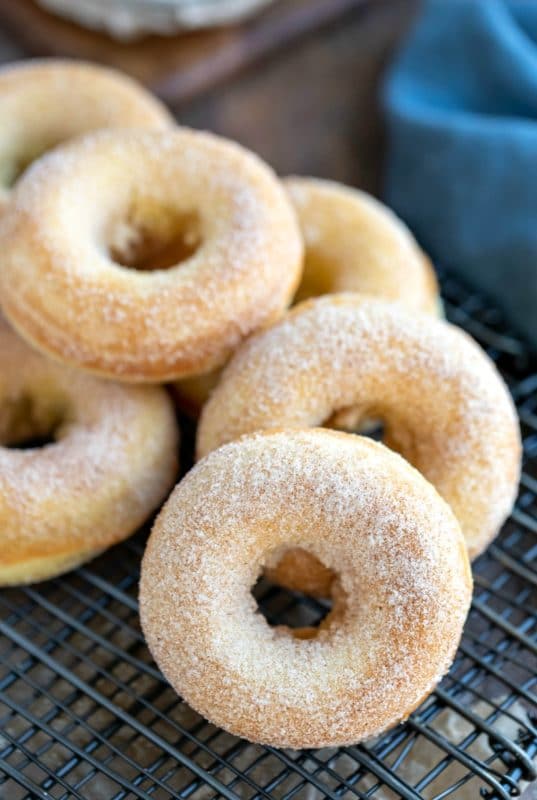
0 270 536 800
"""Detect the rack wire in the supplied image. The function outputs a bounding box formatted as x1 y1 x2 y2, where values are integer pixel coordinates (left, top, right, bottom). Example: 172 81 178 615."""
0 269 536 800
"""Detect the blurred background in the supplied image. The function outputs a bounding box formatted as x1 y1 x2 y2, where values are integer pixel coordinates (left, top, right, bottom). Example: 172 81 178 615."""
0 0 417 192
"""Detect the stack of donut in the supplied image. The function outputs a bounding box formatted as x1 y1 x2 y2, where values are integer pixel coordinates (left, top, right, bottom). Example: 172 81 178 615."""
0 60 520 749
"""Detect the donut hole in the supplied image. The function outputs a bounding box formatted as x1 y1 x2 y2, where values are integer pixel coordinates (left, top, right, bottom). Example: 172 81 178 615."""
253 548 344 639
324 406 385 440
0 393 67 449
108 205 202 272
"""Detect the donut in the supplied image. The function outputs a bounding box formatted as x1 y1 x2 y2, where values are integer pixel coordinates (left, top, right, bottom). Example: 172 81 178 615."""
285 177 440 313
0 59 173 210
173 176 440 417
197 295 521 564
0 127 303 382
0 318 178 586
140 428 472 748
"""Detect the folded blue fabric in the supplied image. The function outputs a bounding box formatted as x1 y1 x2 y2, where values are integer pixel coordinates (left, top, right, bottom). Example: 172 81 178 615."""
383 0 537 347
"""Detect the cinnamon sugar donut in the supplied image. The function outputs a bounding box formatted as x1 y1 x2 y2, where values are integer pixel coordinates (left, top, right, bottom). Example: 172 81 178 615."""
0 318 178 586
286 176 440 312
0 59 173 210
0 127 302 382
198 295 521 563
140 429 472 748
173 176 440 417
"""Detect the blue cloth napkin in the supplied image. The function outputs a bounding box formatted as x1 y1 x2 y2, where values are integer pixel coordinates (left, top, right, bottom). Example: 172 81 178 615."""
383 0 537 347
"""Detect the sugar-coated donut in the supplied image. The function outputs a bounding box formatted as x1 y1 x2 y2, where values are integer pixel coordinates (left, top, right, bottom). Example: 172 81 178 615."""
0 59 173 210
198 295 521 563
173 176 440 417
140 429 472 748
0 319 178 586
285 176 440 313
0 127 303 382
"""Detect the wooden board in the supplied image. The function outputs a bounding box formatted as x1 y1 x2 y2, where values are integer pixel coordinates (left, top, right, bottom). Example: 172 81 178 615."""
0 0 369 107
178 0 419 194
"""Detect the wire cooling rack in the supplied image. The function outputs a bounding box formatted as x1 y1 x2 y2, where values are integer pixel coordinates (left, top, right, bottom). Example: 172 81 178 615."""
0 269 536 800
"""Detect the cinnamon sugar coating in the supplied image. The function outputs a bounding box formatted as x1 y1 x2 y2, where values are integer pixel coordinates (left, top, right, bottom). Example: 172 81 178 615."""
285 176 440 313
0 127 302 382
0 319 179 585
0 59 173 210
140 429 472 748
173 176 440 418
198 295 521 562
